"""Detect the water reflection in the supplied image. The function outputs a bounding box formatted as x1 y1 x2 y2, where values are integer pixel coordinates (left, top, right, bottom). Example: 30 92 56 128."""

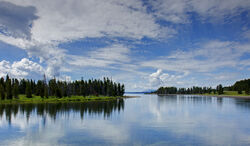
1 94 250 146
0 99 124 125
234 98 250 110
158 95 215 105
158 95 250 109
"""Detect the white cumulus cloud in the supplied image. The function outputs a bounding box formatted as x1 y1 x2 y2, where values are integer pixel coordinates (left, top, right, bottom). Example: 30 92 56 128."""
0 58 45 79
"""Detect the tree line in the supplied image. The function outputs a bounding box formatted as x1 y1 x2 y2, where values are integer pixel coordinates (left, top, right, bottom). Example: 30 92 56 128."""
0 75 125 99
155 78 250 95
156 84 224 95
224 78 250 94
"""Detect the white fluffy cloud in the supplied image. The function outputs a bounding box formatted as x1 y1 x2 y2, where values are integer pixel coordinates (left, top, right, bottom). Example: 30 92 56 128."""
0 1 38 39
0 0 249 90
149 69 186 88
141 40 250 74
0 0 173 78
149 69 165 86
0 58 44 79
151 0 250 23
140 40 250 89
67 44 131 68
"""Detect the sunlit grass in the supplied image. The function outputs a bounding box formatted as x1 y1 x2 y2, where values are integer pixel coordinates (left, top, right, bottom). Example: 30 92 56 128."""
0 94 120 104
198 91 249 96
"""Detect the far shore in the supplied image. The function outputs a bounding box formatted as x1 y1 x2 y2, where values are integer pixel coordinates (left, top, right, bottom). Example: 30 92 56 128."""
154 93 250 99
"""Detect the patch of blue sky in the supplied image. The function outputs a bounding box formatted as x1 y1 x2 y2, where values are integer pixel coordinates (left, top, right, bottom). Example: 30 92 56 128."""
0 41 27 61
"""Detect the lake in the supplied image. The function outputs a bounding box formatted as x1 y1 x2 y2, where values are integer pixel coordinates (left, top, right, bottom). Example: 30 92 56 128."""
1 94 250 146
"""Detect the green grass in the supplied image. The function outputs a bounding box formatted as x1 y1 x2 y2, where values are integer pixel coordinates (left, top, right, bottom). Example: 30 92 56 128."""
0 94 121 104
197 91 249 97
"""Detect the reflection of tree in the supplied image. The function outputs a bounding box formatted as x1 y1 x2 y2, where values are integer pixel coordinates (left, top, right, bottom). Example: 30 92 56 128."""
234 99 250 110
157 95 214 105
0 99 124 125
217 98 223 107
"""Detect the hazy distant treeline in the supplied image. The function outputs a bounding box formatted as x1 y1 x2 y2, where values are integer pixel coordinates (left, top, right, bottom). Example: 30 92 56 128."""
156 85 224 95
155 78 250 95
0 75 125 99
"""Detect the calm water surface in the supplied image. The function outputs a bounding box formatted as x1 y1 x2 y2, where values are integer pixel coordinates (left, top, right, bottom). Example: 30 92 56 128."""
1 94 250 146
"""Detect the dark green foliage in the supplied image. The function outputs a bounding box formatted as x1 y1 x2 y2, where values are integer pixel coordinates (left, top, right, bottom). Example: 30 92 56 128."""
6 75 12 99
155 79 250 95
36 80 45 98
246 85 250 95
0 75 125 99
157 87 177 94
216 84 223 95
19 79 26 94
44 85 49 98
156 86 215 95
0 84 5 100
55 85 62 98
238 89 242 94
25 81 32 98
231 79 250 92
13 79 19 99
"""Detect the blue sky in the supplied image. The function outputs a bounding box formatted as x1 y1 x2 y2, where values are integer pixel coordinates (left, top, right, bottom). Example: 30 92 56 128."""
0 0 250 91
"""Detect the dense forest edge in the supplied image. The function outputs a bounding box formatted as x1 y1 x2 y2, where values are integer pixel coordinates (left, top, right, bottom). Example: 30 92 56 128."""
152 78 250 97
0 75 125 103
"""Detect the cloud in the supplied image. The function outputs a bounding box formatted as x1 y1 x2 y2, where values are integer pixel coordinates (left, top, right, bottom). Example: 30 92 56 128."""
148 69 187 88
67 44 131 68
0 0 173 78
0 0 249 91
151 0 250 23
2 0 166 43
242 29 250 39
0 58 45 79
141 40 250 74
0 1 38 39
75 120 129 144
89 44 131 63
149 69 165 86
139 40 250 88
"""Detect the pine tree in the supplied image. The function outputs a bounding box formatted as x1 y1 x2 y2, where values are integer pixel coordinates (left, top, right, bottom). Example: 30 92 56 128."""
246 88 250 95
25 81 32 98
118 83 121 96
238 90 242 94
0 84 5 100
121 84 125 96
44 85 49 98
63 82 68 97
6 78 12 99
56 87 62 98
13 79 19 99
216 84 223 95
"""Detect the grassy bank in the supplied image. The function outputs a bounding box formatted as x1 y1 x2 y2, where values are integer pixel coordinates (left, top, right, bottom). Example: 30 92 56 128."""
195 91 249 97
0 94 122 104
155 91 250 99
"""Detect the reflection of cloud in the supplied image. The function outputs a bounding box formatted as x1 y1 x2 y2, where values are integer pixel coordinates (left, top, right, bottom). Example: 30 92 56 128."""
0 103 128 145
1 113 65 146
1 95 250 145
144 95 250 145
73 119 129 144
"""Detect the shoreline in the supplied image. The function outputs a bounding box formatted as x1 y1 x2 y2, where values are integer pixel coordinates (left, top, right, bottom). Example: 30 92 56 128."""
0 95 139 104
156 93 250 99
